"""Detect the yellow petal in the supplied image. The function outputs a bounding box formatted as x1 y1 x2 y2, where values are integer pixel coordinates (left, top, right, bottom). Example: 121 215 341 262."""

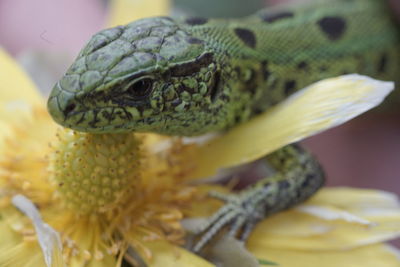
145 241 214 267
0 48 43 106
0 48 44 150
249 244 400 267
247 188 400 251
0 208 24 249
301 187 400 229
0 209 48 267
189 75 393 179
305 187 399 210
106 0 171 27
0 121 12 151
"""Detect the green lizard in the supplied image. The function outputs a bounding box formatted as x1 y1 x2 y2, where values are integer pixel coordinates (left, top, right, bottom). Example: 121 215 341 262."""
47 0 399 253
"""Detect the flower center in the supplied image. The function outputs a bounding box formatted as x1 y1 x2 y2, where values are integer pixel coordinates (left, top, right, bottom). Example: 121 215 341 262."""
49 129 141 213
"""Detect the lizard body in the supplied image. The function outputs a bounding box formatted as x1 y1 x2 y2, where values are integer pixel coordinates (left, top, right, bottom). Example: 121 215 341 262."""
47 0 399 253
48 0 399 136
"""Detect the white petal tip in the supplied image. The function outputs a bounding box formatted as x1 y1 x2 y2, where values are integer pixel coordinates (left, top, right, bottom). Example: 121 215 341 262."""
12 194 63 267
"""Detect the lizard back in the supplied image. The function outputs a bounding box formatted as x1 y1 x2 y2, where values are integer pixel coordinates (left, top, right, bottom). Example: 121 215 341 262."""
184 0 400 126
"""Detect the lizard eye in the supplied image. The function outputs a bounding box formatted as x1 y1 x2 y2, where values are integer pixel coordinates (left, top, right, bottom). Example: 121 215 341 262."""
64 103 76 115
126 78 153 98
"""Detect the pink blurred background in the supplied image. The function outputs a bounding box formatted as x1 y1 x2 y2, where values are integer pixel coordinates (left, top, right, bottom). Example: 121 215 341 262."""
0 0 399 207
0 0 106 57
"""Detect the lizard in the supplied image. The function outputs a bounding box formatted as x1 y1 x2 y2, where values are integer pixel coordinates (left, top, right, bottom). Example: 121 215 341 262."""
47 0 399 253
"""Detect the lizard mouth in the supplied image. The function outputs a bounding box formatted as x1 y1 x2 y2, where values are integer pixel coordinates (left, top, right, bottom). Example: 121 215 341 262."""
48 95 165 134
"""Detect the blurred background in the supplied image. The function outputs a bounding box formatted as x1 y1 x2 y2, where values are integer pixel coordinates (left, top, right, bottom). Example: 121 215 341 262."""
0 0 399 234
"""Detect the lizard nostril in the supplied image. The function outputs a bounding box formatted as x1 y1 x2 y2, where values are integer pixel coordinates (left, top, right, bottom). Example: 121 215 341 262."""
65 103 76 115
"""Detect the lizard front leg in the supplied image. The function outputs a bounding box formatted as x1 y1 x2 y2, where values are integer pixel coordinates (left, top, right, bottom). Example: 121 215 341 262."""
192 143 325 252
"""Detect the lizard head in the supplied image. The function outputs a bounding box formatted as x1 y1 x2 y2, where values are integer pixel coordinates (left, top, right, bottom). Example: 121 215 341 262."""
48 17 222 136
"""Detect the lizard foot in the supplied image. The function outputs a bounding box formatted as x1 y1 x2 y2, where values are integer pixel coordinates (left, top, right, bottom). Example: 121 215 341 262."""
191 190 265 253
190 144 325 253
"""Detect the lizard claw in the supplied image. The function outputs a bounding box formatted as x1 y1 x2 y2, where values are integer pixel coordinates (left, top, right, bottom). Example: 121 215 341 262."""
192 190 265 253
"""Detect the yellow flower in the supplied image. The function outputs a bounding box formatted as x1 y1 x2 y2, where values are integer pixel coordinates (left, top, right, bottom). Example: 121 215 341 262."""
0 47 212 266
0 0 399 266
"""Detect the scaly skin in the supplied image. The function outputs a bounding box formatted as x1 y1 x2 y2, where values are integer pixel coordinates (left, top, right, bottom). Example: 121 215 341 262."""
191 144 324 252
47 0 399 252
47 0 399 136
